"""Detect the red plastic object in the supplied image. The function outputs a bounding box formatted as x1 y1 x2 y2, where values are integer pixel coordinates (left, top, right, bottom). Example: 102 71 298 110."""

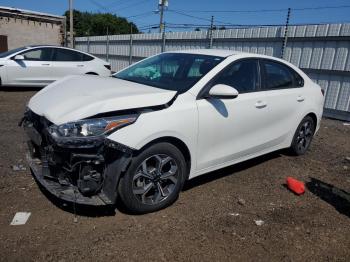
286 177 305 195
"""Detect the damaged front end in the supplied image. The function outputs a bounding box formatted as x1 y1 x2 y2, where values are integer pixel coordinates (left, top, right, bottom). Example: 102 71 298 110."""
21 109 135 206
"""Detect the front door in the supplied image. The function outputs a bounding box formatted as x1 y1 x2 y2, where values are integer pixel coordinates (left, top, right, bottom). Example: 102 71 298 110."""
196 58 271 171
6 48 54 86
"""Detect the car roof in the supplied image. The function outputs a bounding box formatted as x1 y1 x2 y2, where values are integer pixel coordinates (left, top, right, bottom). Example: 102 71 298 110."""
167 48 310 79
22 45 98 58
168 49 249 57
169 48 297 66
25 45 77 51
167 48 285 60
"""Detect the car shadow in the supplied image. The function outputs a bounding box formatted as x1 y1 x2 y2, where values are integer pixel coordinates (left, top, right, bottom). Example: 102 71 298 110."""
306 177 350 218
207 98 229 118
183 150 282 191
0 86 42 92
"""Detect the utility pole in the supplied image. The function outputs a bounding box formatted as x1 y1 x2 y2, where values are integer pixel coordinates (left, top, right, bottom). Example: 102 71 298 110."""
209 16 214 49
106 27 109 62
129 24 133 65
161 22 166 52
281 8 291 59
159 0 166 33
69 0 74 48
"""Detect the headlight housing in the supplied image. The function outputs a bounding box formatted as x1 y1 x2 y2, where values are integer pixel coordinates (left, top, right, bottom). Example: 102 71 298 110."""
48 115 137 138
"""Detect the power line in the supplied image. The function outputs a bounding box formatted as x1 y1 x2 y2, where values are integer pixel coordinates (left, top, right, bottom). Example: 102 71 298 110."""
170 5 350 14
89 0 110 12
168 9 243 26
168 9 212 22
126 11 155 19
289 5 350 11
158 21 350 29
90 0 152 14
110 0 153 13
106 0 128 8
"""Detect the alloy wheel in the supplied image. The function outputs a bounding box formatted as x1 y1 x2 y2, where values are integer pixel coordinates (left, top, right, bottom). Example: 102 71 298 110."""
132 154 179 205
296 120 313 152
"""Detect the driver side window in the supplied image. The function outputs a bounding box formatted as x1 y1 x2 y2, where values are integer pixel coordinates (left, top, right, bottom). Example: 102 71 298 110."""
213 59 259 93
20 48 52 61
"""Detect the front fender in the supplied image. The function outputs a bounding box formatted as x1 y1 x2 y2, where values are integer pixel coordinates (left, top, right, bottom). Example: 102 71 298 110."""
106 93 198 174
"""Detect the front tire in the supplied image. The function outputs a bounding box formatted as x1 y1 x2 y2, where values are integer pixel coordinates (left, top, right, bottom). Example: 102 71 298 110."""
118 142 187 214
290 116 315 155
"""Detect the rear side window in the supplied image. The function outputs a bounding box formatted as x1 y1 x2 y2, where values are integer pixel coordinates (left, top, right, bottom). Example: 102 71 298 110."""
212 59 259 93
82 53 94 61
52 48 83 62
20 48 53 61
262 60 297 90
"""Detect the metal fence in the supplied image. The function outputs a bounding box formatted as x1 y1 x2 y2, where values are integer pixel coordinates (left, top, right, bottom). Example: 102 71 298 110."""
75 23 350 121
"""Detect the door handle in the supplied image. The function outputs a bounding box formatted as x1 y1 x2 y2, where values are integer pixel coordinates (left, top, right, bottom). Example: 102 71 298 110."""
41 63 50 66
255 100 267 109
297 96 305 102
77 65 84 67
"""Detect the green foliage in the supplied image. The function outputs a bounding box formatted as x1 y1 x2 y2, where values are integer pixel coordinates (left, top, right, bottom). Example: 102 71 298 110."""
64 10 139 37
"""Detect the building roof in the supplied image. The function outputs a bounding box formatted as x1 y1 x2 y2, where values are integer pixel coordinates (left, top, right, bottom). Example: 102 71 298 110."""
0 6 65 22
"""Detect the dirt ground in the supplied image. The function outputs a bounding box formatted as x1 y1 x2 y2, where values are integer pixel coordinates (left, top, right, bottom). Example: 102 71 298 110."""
0 89 349 262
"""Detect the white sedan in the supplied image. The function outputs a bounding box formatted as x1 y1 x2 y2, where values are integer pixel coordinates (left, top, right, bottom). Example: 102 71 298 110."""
0 45 111 87
22 49 324 213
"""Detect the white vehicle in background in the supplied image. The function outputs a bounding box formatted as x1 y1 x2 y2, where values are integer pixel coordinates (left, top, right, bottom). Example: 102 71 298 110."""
22 49 324 214
0 45 111 87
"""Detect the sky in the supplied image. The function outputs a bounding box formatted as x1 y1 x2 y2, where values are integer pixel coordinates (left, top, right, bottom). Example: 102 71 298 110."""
1 0 350 32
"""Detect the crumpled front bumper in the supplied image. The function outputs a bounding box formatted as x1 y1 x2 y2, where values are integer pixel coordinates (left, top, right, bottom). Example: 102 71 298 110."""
22 111 133 206
26 152 108 205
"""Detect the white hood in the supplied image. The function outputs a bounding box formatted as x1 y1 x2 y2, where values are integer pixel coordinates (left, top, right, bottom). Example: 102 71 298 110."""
28 75 177 125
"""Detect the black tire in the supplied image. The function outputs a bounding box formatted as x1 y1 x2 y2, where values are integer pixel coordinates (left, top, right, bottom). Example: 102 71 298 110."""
85 72 99 75
118 142 187 214
290 115 315 155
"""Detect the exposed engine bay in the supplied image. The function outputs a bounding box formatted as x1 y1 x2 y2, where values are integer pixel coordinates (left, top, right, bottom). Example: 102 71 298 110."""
21 109 134 205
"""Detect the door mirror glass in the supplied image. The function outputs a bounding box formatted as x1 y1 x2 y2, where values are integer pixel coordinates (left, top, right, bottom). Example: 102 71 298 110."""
208 84 239 99
14 55 24 60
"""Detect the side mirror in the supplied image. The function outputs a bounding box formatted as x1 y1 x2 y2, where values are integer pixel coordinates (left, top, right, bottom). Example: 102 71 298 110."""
14 55 24 61
208 84 239 99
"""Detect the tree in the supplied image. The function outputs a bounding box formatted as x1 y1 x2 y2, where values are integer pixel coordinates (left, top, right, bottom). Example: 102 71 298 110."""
64 10 139 37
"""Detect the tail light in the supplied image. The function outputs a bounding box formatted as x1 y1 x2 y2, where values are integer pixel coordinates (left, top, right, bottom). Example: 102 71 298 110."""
104 64 111 70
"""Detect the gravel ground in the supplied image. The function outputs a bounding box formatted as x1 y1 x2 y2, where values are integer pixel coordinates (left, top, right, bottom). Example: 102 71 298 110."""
0 89 349 262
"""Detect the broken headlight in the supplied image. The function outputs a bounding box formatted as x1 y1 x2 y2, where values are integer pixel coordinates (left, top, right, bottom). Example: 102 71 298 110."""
48 115 137 138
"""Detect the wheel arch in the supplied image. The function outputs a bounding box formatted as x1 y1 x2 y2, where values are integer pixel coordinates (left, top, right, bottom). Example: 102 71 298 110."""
136 136 192 178
305 112 318 129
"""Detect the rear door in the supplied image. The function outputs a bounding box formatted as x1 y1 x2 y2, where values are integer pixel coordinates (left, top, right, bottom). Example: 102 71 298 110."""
258 59 306 147
50 48 86 79
5 48 54 86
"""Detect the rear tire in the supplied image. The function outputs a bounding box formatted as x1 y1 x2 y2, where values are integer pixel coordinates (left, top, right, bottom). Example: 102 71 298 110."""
290 116 315 155
118 142 187 214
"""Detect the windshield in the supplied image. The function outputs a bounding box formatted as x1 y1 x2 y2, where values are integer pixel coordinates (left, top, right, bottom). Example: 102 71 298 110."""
114 53 224 93
0 47 28 58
